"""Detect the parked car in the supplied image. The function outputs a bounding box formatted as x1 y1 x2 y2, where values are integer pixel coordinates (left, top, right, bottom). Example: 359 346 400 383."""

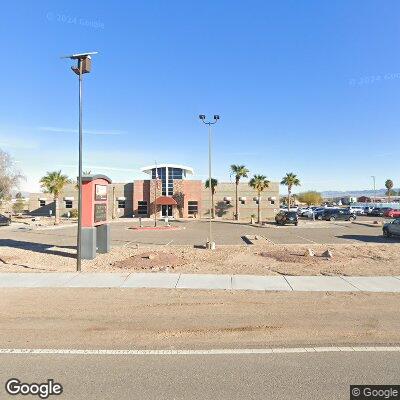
0 214 11 226
275 211 298 226
383 209 400 218
322 208 356 221
297 207 311 216
383 218 400 237
306 207 323 219
348 206 365 215
364 206 374 215
370 207 391 217
314 208 331 220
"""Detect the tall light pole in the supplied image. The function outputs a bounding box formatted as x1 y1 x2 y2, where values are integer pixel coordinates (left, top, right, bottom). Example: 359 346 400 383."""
199 114 220 250
62 51 98 272
154 161 159 227
371 175 376 204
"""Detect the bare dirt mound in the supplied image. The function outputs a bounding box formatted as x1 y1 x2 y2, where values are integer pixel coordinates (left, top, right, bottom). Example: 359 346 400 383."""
113 251 182 271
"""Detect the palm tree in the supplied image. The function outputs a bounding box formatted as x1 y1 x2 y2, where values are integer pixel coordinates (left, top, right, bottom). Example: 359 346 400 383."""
385 179 394 202
281 172 300 210
75 170 92 189
205 178 218 218
249 175 270 223
230 165 249 220
40 170 71 224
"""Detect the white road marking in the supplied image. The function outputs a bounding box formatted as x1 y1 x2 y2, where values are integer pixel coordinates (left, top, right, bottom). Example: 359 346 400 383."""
295 235 318 244
261 236 275 245
165 240 174 246
0 346 399 356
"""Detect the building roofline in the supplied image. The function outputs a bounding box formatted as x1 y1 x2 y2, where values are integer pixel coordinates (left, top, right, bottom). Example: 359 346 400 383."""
140 164 194 175
81 174 112 183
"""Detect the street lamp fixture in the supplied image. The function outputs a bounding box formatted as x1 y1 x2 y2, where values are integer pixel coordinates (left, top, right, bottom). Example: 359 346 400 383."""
62 51 98 272
199 114 220 250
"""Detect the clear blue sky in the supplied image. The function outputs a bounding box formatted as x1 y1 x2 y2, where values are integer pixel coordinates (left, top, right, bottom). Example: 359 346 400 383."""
1 1 399 193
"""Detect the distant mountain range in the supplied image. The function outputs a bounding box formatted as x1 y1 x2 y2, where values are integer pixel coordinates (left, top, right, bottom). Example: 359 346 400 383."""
10 190 31 198
321 189 397 198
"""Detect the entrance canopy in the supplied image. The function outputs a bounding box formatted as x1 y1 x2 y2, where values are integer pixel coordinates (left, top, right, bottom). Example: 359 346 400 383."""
156 196 177 206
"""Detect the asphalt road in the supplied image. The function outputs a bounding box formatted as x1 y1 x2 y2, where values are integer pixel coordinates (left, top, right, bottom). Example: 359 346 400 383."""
0 217 397 247
1 352 399 399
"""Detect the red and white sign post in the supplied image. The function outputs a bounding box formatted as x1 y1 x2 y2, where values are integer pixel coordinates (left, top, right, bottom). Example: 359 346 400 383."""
81 174 112 259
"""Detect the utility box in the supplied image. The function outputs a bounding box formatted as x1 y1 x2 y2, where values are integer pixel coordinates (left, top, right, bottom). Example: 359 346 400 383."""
71 57 92 75
81 174 112 259
81 57 91 73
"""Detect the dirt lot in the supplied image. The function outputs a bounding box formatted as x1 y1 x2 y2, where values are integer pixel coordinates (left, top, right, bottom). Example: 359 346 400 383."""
1 242 400 276
0 288 399 349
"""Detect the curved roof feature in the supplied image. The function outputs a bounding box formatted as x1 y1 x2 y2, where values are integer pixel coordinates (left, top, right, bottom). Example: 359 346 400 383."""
155 196 178 206
81 174 112 183
140 164 194 175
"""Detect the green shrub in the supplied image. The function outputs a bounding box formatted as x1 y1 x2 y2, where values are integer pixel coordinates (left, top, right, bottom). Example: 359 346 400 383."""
12 199 25 214
64 208 78 218
297 191 323 206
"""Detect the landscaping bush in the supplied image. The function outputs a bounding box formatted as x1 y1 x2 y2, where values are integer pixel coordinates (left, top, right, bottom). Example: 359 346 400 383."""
64 208 78 218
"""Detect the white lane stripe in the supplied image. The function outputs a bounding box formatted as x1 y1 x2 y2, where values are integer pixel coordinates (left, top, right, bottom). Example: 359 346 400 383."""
0 346 399 356
295 235 318 244
261 236 275 245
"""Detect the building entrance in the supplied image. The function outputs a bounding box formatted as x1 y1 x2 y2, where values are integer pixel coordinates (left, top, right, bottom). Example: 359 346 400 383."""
162 205 173 217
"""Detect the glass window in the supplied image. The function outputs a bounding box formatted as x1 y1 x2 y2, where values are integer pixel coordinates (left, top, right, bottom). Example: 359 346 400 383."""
152 167 166 179
39 200 46 207
138 201 148 215
170 168 183 180
118 200 126 209
65 200 73 209
188 201 198 214
167 182 174 195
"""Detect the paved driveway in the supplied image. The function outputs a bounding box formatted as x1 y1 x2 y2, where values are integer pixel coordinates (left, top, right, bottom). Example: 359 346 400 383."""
0 218 397 248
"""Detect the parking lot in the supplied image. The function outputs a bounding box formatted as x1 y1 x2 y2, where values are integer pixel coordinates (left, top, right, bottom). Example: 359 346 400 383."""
0 216 397 248
1 216 400 276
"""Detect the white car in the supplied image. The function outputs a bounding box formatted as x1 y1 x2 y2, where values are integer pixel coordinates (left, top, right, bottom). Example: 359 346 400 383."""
306 207 324 219
348 206 365 215
298 207 312 216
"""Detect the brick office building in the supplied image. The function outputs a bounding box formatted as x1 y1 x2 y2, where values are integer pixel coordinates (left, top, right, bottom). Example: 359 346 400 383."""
133 164 202 219
28 163 279 220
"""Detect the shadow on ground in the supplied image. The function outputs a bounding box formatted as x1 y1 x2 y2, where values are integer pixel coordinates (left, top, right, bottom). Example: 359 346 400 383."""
335 235 398 243
0 239 76 258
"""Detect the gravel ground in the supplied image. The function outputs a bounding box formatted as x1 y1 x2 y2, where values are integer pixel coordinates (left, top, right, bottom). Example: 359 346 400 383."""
1 242 400 276
1 289 399 349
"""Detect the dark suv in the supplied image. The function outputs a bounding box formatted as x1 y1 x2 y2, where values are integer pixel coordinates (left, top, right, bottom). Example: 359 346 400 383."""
275 211 298 226
370 207 391 217
0 214 11 226
322 208 356 221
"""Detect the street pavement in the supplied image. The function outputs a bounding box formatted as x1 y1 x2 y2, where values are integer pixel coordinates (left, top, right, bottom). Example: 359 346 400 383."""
1 272 400 292
1 217 397 246
0 351 399 399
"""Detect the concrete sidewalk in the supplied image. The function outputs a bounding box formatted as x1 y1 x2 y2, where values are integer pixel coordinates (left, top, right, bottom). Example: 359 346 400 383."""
0 273 400 292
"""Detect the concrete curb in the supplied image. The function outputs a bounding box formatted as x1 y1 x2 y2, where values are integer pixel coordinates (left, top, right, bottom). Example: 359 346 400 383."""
1 273 400 292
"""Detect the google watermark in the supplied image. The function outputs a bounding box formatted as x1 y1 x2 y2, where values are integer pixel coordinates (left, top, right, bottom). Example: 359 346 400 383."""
351 385 400 399
46 11 105 30
5 378 63 399
349 72 400 87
